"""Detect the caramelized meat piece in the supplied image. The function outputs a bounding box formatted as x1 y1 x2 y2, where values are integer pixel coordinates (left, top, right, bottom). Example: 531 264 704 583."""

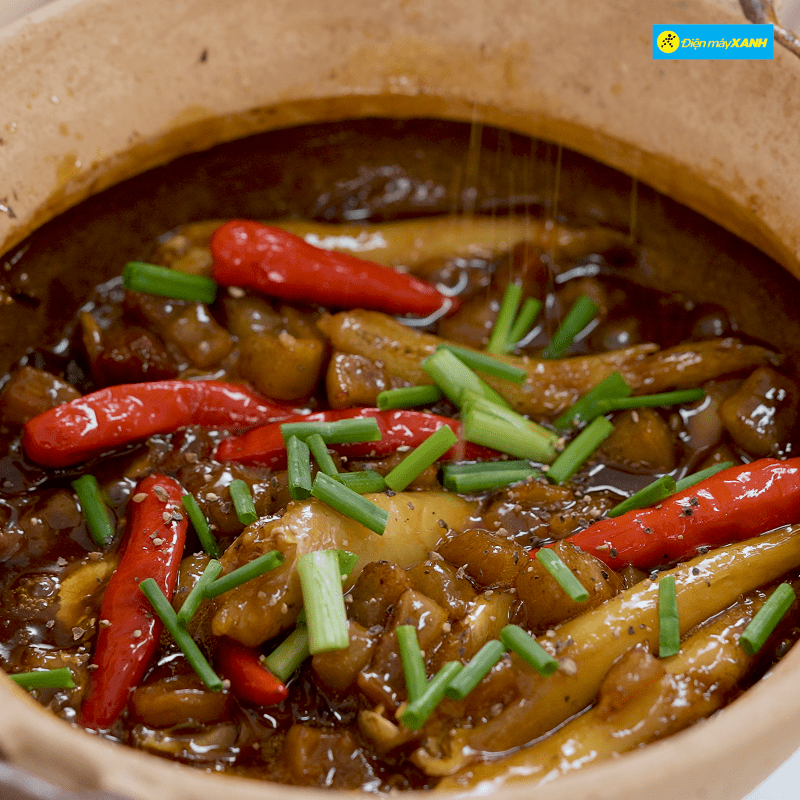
311 620 378 694
0 366 80 425
129 673 232 727
163 302 235 369
515 541 623 632
348 561 414 629
437 529 523 589
407 558 477 620
326 352 395 409
719 366 799 457
598 408 676 473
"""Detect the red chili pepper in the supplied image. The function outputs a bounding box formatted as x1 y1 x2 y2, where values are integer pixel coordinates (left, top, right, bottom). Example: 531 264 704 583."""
215 637 288 706
79 474 188 730
215 407 495 468
567 458 800 570
210 220 458 317
22 380 297 468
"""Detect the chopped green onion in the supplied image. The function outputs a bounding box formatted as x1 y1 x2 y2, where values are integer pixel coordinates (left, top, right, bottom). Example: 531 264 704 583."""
385 425 458 492
281 417 381 445
297 550 349 654
553 372 632 429
228 479 258 525
204 550 284 599
541 295 598 359
546 415 614 484
675 461 735 493
72 474 114 548
287 435 313 501
182 494 220 558
594 388 706 415
336 549 359 578
462 391 559 454
400 661 463 731
535 549 589 602
123 261 218 304
338 471 387 494
311 472 388 535
8 667 75 690
507 297 543 349
463 407 558 464
486 283 523 354
176 559 223 627
307 433 339 478
422 347 511 410
397 625 427 703
658 575 680 658
377 385 444 410
442 460 540 493
139 578 222 691
607 475 678 519
500 625 559 676
444 640 505 700
441 345 526 384
740 582 796 656
263 624 310 683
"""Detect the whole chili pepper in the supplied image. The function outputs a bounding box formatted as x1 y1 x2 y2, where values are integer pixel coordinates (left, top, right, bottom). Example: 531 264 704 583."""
210 220 459 317
79 474 188 730
23 379 297 468
215 407 495 468
215 637 288 706
568 458 800 570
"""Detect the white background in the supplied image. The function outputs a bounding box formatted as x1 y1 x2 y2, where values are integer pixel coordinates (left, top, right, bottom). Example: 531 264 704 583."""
1 0 800 797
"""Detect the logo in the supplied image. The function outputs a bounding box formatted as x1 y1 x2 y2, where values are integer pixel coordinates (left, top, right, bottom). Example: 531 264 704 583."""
653 24 773 59
657 30 680 53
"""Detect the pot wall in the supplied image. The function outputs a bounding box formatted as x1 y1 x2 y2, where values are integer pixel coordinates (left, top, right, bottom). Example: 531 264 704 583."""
0 1 799 799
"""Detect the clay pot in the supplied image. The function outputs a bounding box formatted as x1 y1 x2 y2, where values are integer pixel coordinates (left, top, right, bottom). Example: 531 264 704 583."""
0 1 798 798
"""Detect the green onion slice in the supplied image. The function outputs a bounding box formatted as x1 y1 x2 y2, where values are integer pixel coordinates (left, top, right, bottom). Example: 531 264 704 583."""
442 460 540 493
486 283 523 354
181 494 220 558
400 661 463 731
444 640 506 700
338 471 387 494
607 474 678 519
377 385 444 410
675 461 735 493
740 582 796 656
500 625 559 676
546 415 614 484
441 344 526 384
72 475 115 548
385 425 458 492
176 559 223 627
281 417 381 445
263 624 310 683
204 550 284 599
123 261 218 304
228 479 258 525
307 433 339 478
8 667 76 690
287 435 313 500
593 388 706 415
422 347 511 410
535 548 589 602
139 578 223 691
397 625 428 703
296 550 349 654
553 372 632 429
541 295 598 359
311 472 388 535
507 297 543 350
462 407 558 464
658 575 681 658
